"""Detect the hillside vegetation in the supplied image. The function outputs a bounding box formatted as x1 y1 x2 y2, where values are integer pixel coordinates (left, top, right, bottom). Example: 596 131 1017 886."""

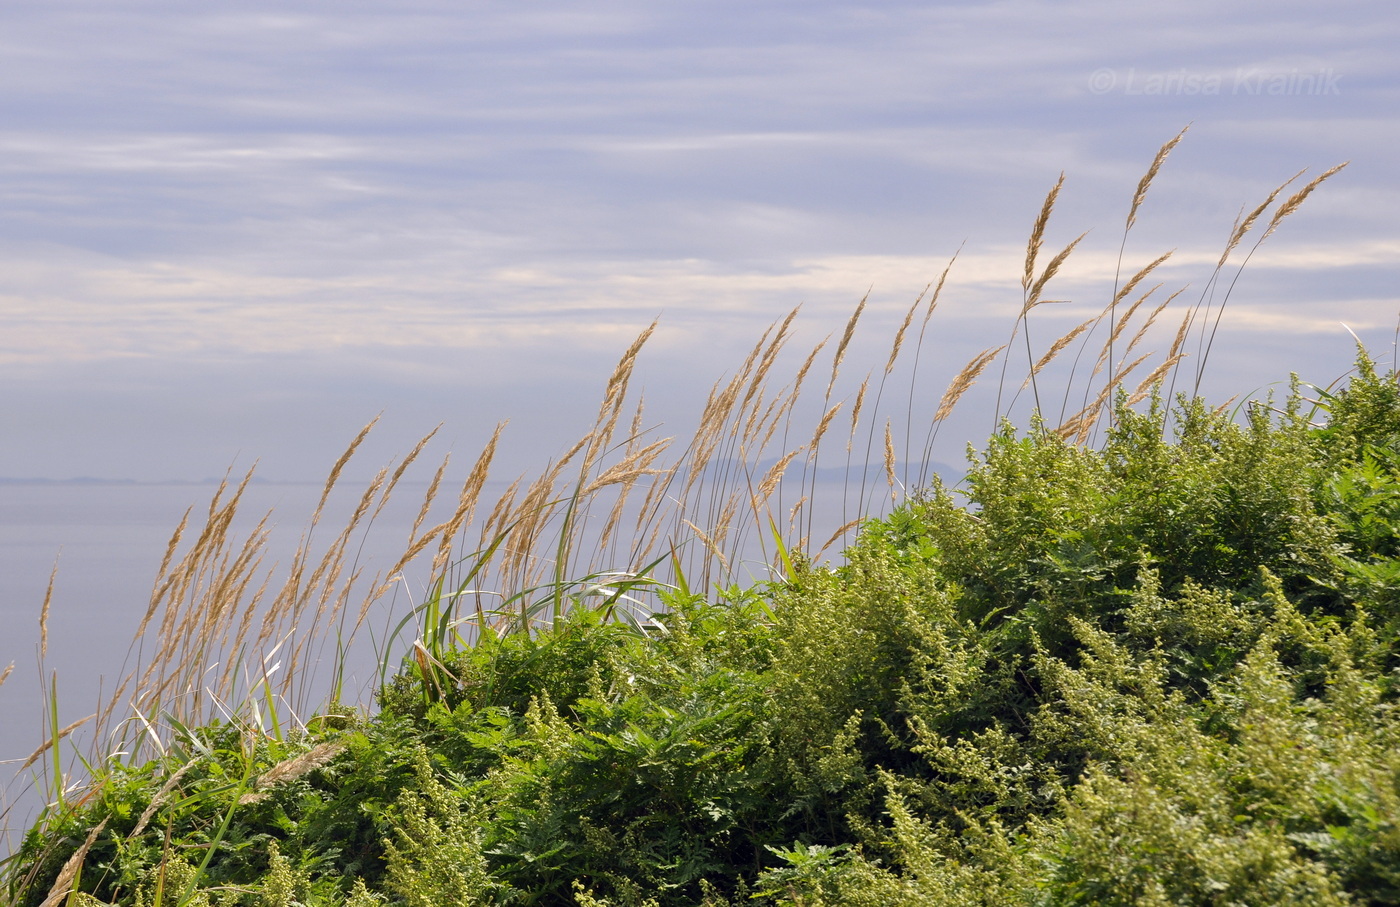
7 133 1384 905
9 354 1400 905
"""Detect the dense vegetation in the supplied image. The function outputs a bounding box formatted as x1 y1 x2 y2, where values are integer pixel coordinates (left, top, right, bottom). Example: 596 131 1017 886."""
10 351 1400 906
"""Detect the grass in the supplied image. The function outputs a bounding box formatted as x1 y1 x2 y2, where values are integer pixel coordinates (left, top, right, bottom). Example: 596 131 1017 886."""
0 129 1352 904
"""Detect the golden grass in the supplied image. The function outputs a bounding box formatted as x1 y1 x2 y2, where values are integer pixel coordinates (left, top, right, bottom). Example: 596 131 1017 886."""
1217 171 1301 270
938 345 1007 423
238 741 347 805
128 761 196 838
19 714 95 774
1025 317 1095 388
1023 172 1064 294
1127 124 1189 232
847 378 870 453
1262 163 1348 243
1182 162 1349 399
827 295 867 399
37 818 105 907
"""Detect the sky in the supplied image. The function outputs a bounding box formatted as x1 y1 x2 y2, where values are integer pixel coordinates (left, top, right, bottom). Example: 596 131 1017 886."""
1 0 1397 485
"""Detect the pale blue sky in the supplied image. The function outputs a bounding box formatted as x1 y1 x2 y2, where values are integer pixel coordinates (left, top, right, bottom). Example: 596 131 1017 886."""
2 0 1396 482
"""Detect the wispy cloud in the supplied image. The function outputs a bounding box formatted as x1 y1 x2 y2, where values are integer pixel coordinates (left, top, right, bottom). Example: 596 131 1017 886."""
0 1 1394 478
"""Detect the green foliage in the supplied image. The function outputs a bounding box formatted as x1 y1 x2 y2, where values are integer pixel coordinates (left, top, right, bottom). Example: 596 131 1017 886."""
15 354 1400 904
381 748 501 906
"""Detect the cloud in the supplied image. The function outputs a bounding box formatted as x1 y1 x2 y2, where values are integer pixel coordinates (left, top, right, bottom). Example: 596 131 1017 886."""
6 224 1393 380
0 0 1395 483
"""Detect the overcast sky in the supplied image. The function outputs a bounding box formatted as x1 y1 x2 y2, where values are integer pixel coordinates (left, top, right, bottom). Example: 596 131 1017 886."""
2 0 1397 483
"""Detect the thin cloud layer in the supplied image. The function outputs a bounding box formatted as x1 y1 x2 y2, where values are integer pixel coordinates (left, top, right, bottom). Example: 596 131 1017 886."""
0 1 1395 480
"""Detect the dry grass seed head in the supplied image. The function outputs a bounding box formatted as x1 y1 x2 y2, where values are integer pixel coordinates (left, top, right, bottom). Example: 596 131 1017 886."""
1260 162 1348 243
847 375 870 452
1123 290 1185 358
886 291 924 375
372 426 440 524
922 251 960 329
751 388 794 457
1127 125 1189 231
477 476 523 556
1217 169 1304 267
1025 232 1088 313
1054 412 1092 443
204 527 269 643
630 461 680 540
817 518 863 559
292 506 381 686
585 322 657 474
1024 172 1066 292
133 509 192 640
788 495 808 533
1167 309 1193 361
826 295 867 398
284 493 368 638
683 519 730 578
1101 350 1154 413
38 818 107 907
1024 317 1096 387
583 438 672 496
1127 355 1186 406
1112 350 1154 391
596 487 632 564
687 375 744 484
432 424 506 573
714 326 772 456
588 417 659 560
883 421 897 492
1095 284 1163 371
239 741 347 804
1112 251 1173 310
792 336 828 402
741 338 795 449
635 480 686 572
712 495 740 553
129 760 197 839
314 417 379 526
626 395 647 457
1057 351 1153 444
501 454 577 586
937 345 1007 422
757 447 804 501
382 453 447 579
742 310 798 418
20 712 95 772
124 483 260 723
219 573 273 694
807 402 845 460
